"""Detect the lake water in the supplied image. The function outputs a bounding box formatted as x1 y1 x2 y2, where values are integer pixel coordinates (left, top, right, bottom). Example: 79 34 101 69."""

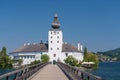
0 69 14 76
0 62 120 80
86 62 120 80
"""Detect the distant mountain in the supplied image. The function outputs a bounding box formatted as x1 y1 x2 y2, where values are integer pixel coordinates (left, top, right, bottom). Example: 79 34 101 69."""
97 48 120 61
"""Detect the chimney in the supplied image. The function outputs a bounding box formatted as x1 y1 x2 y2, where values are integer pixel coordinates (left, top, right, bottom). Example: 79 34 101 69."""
33 43 36 45
24 43 27 46
27 43 30 45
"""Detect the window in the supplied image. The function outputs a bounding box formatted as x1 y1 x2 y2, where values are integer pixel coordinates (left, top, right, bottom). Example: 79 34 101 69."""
57 36 59 39
51 48 52 50
30 56 32 59
41 52 43 55
19 56 21 59
24 56 26 59
27 56 29 59
51 32 52 34
57 32 59 34
54 54 56 57
57 41 59 43
33 56 35 58
57 48 59 50
65 53 68 57
14 56 17 59
51 36 52 39
21 56 23 59
51 41 52 43
65 47 68 50
54 31 56 35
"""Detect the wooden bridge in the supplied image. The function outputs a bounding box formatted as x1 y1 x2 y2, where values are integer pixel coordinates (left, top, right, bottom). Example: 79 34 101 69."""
30 64 68 80
0 62 102 80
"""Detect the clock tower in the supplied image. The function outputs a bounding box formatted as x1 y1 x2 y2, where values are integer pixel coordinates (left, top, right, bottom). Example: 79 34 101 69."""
48 13 63 63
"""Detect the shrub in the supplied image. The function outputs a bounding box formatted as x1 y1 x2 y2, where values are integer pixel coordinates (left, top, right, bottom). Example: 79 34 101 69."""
41 54 49 63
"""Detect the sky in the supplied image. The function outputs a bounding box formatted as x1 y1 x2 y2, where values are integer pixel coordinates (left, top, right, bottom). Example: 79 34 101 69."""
0 0 120 53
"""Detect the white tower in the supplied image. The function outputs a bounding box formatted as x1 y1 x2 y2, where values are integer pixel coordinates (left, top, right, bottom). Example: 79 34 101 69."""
48 13 63 63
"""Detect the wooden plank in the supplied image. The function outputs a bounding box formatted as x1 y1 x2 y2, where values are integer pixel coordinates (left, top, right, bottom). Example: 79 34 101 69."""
30 64 69 80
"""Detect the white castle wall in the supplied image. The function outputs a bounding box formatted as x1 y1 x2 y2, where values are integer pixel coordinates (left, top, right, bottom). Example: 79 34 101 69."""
11 52 48 65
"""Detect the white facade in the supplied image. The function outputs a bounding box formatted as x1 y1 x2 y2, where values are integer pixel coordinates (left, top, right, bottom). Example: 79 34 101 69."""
61 52 83 62
48 29 63 63
10 52 47 65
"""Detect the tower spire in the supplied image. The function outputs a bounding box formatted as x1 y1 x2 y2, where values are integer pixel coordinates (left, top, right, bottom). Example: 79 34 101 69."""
51 13 60 29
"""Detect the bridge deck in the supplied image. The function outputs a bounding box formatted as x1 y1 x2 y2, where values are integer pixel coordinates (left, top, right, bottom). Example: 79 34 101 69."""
30 64 69 80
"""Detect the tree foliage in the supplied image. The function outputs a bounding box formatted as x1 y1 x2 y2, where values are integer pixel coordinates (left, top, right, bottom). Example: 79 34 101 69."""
41 54 49 63
83 47 88 61
0 47 13 68
64 56 80 67
83 47 99 67
97 48 120 61
29 60 41 65
86 52 99 67
18 59 23 65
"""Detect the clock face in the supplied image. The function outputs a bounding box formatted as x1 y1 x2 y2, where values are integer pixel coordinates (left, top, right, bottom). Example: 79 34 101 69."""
54 31 56 35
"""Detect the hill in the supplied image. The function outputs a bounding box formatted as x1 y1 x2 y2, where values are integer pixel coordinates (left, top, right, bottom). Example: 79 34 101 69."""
97 48 120 61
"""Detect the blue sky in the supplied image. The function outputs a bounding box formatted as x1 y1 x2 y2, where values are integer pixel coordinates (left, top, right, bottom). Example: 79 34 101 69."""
0 0 120 53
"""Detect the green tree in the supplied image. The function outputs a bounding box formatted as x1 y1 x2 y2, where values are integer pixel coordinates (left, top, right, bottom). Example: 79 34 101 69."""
83 47 88 61
41 54 49 63
30 60 41 65
0 47 13 68
64 56 78 66
83 51 99 68
87 52 99 67
1 47 7 56
83 47 99 68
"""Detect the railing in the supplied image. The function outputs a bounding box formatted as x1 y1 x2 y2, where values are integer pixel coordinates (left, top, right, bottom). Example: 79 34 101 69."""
0 62 48 80
57 62 102 80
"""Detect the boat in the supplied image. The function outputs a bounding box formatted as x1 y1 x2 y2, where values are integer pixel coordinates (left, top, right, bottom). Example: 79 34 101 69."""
82 62 95 68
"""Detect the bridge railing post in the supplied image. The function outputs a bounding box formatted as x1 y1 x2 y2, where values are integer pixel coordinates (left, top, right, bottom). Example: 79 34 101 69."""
57 62 102 80
6 76 9 80
81 72 84 79
0 62 49 80
87 76 90 80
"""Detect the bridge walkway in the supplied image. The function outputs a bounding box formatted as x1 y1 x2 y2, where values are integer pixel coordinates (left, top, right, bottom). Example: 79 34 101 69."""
30 64 69 80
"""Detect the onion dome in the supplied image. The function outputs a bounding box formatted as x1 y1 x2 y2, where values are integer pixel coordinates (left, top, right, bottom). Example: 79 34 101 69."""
51 13 60 29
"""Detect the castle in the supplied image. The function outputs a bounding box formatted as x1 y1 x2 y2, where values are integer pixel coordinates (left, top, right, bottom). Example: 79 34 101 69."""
10 14 84 65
